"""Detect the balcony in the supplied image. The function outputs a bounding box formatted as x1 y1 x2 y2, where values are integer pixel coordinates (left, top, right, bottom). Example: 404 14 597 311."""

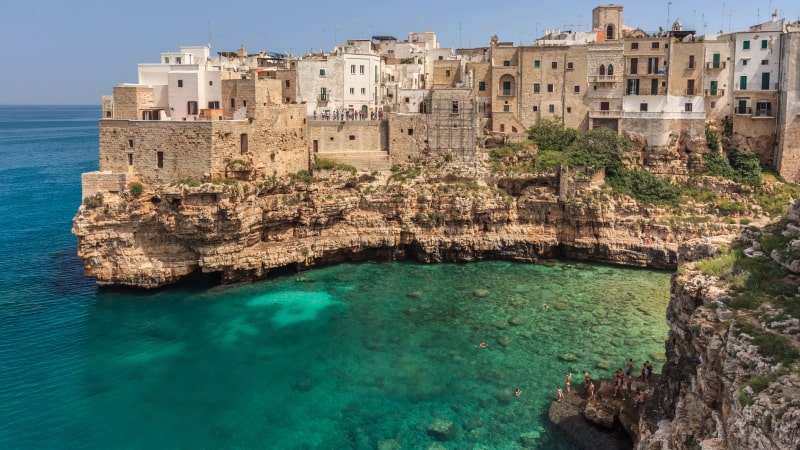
589 109 623 118
590 75 622 83
735 107 752 115
499 89 515 97
317 95 328 103
704 88 725 97
706 61 727 70
685 88 697 96
753 109 774 118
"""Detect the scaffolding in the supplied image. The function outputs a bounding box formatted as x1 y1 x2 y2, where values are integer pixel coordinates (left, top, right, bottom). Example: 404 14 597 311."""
426 89 479 162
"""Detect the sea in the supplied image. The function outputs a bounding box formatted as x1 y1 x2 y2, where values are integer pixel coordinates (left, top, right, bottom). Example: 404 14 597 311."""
0 105 671 449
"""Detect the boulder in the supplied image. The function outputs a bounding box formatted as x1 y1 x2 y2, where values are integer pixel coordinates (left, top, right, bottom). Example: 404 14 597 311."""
426 418 456 441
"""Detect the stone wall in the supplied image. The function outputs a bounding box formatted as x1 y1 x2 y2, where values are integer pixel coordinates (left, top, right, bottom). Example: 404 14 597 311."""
98 103 308 186
776 28 800 182
112 86 155 120
80 171 132 199
388 113 428 164
308 121 387 154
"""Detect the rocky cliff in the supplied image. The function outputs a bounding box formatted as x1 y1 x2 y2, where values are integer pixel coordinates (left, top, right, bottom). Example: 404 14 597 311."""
72 165 747 288
634 215 800 449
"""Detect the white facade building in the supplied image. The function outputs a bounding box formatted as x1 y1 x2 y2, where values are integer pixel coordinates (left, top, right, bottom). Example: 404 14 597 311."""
731 17 783 116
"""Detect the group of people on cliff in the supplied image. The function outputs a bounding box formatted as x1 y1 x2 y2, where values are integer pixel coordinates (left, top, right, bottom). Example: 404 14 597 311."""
554 358 653 407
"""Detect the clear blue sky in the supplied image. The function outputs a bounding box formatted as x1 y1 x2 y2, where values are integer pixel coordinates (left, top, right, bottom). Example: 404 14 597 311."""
1 0 797 105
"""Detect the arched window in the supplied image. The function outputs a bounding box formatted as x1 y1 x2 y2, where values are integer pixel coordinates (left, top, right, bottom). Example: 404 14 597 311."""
607 64 614 76
599 65 606 76
606 25 615 40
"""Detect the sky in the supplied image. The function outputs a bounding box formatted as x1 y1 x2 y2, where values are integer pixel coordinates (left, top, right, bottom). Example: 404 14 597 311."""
1 0 798 105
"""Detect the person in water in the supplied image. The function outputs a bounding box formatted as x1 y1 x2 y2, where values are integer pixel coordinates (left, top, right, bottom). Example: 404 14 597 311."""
514 388 522 397
478 342 487 348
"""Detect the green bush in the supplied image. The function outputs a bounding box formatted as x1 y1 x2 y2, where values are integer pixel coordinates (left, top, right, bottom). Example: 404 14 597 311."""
313 157 357 174
526 118 578 152
607 170 682 205
83 193 103 208
129 182 143 196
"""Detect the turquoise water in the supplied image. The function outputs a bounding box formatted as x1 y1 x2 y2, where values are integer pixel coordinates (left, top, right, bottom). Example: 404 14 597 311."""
0 106 671 449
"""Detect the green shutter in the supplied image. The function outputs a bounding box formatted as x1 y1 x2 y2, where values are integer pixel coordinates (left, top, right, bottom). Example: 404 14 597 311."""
713 53 720 69
710 81 718 96
762 72 770 90
743 40 750 49
534 60 540 68
740 76 747 90
479 81 486 91
761 39 768 49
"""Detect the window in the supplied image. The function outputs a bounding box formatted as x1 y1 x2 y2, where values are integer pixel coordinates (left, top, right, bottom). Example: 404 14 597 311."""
503 104 510 112
503 60 510 66
651 78 659 95
178 79 183 88
762 72 771 90
533 105 538 112
548 104 555 113
157 151 163 168
404 97 410 103
761 39 768 49
209 81 213 86
320 69 326 76
502 81 511 95
127 154 133 166
208 101 220 109
350 65 356 74
567 62 574 70
479 81 486 91
359 65 365 74
640 103 648 112
627 78 640 95
230 98 235 108
756 100 772 116
688 55 695 69
761 59 769 65
408 128 414 136
187 101 198 115
630 58 638 74
607 65 614 76
452 101 459 113
631 42 639 50
743 40 750 50
600 101 610 111
285 80 291 88
574 85 580 93
534 60 541 68
242 100 247 107
547 84 554 93
687 79 695 95
567 107 572 113
438 56 443 60
647 58 659 74
500 124 505 132
551 61 557 69
606 25 614 40
320 87 327 101
742 58 748 66
164 57 169 64
445 69 451 78
534 83 540 93
176 57 181 64
128 139 134 148
709 80 718 96
684 103 693 112
740 75 747 90
361 88 366 95
349 88 355 95
599 65 606 76
349 135 356 141
651 42 659 49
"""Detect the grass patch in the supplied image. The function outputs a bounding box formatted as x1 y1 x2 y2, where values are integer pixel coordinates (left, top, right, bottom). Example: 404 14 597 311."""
313 157 357 174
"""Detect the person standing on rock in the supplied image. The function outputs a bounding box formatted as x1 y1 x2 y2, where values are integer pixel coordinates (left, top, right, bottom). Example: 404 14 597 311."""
584 371 590 388
565 373 572 394
627 358 633 373
556 387 564 402
626 371 634 397
588 381 595 398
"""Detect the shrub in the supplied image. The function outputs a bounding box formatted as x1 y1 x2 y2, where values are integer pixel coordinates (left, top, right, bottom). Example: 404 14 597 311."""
129 182 143 196
83 193 103 208
526 118 578 152
313 157 357 174
607 170 682 205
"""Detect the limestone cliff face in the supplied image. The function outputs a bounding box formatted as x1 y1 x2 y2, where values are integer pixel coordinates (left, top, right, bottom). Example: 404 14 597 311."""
72 170 705 288
635 236 800 450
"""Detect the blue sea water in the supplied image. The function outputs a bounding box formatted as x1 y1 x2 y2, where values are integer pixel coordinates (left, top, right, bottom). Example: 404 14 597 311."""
0 105 671 449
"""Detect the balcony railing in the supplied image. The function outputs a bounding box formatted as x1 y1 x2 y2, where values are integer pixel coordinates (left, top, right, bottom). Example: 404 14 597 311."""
317 95 328 102
735 107 752 115
500 89 514 96
754 109 774 117
685 88 697 96
590 75 622 83
706 61 726 70
589 109 623 118
704 88 725 97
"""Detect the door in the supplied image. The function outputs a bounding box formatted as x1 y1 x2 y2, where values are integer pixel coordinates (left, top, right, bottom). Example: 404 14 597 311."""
761 72 771 90
651 79 658 95
687 79 695 96
738 99 747 114
712 53 720 69
710 81 718 96
740 76 747 90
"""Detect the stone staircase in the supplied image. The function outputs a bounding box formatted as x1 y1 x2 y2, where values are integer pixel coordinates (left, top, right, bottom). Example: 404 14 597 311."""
316 151 391 171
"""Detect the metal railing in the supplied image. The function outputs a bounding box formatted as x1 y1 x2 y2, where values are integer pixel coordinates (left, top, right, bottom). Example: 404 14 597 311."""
706 61 726 70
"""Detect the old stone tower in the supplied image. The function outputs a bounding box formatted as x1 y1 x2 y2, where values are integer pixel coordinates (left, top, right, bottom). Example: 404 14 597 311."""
592 4 623 41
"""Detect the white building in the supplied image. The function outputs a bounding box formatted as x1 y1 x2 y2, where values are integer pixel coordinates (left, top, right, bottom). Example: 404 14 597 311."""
134 46 223 121
731 15 783 116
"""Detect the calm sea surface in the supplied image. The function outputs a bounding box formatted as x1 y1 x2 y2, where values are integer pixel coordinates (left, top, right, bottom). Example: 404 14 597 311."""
0 105 671 449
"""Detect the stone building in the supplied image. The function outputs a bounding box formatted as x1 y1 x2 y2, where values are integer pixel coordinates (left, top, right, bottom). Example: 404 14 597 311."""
775 22 800 182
